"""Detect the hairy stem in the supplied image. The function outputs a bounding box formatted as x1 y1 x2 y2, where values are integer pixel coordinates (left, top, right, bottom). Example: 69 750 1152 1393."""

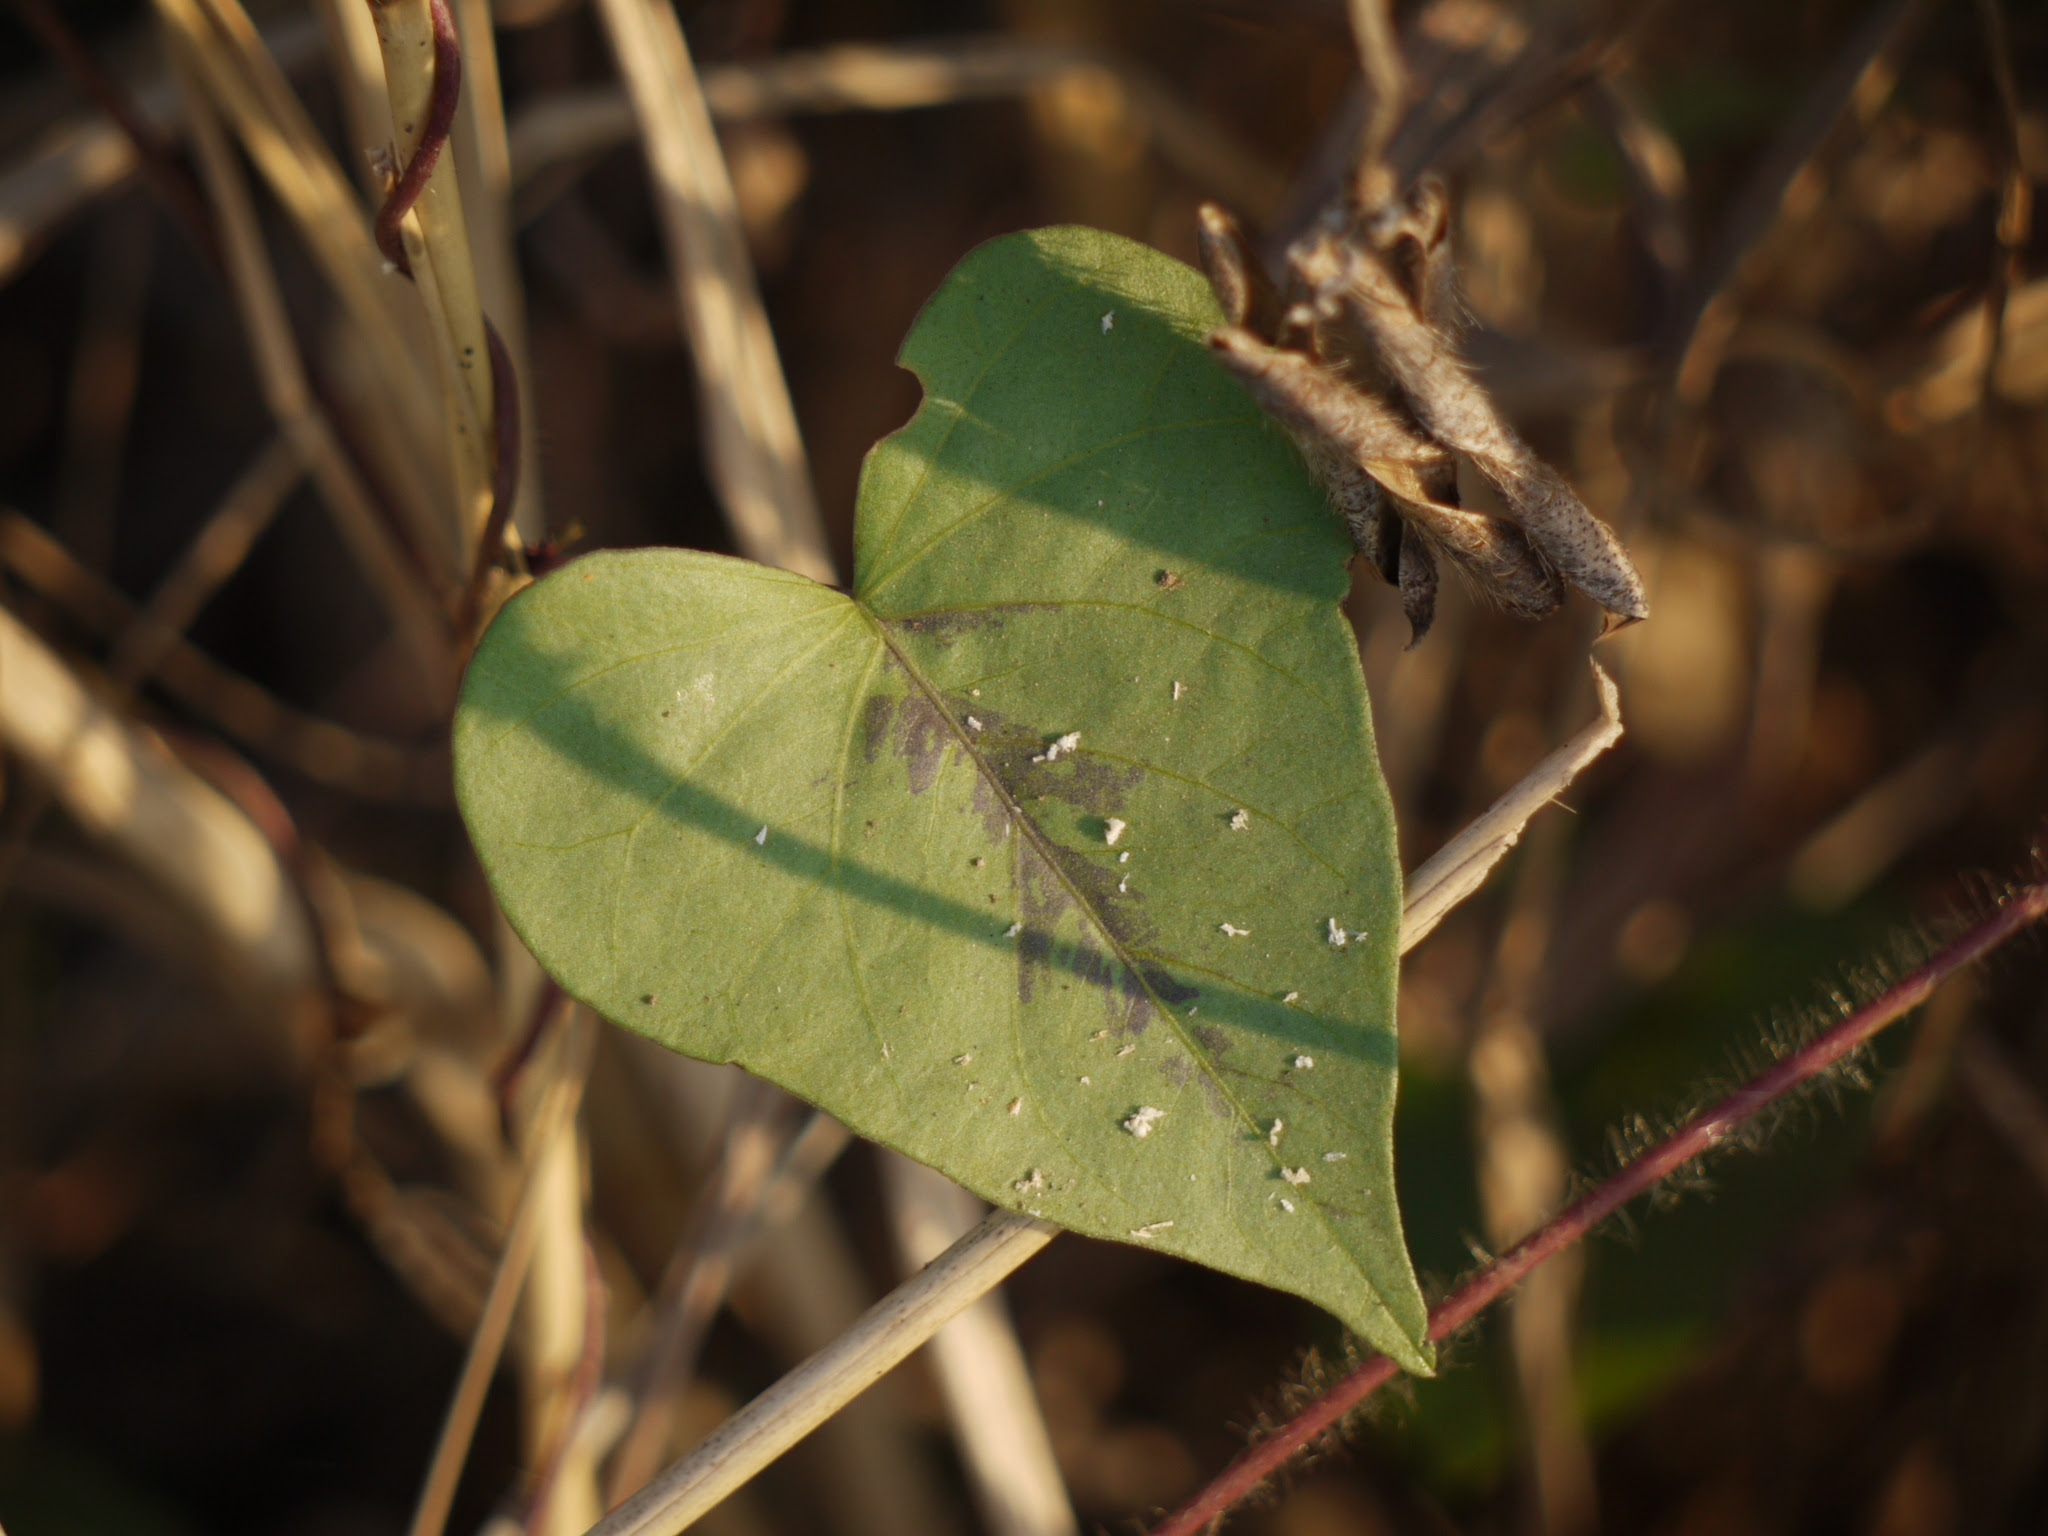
1149 877 2048 1536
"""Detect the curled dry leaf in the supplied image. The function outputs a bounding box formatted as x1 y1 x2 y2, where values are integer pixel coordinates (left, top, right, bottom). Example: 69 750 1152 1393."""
1197 187 1647 643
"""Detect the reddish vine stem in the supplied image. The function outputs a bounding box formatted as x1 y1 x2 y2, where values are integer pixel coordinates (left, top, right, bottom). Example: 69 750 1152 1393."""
1149 877 2048 1536
371 0 464 279
373 0 523 624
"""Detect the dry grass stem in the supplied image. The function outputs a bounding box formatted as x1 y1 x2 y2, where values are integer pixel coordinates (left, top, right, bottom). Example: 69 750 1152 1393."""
1467 824 1595 1536
407 998 594 1536
156 0 460 574
589 0 833 583
162 23 458 700
0 432 298 892
882 1153 1079 1536
0 512 452 803
507 39 1280 222
0 12 323 286
0 598 315 1000
1663 0 1924 399
1889 279 2048 427
313 0 394 201
582 1207 1060 1536
107 433 302 685
1588 74 1690 296
1402 662 1624 951
367 0 497 556
450 0 545 542
1785 736 1973 910
604 1081 791 1503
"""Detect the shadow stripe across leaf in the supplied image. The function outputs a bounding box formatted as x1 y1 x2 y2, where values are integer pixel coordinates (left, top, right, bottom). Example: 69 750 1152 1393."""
454 226 1432 1372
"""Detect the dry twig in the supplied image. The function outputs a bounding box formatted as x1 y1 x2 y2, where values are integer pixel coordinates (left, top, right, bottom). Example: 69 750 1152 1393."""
588 0 833 584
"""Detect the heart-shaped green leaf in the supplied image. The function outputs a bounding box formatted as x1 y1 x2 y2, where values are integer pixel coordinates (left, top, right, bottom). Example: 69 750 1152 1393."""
454 227 1430 1371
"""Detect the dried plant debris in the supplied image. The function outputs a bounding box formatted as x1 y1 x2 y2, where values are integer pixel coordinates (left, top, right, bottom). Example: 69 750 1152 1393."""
1197 189 1647 643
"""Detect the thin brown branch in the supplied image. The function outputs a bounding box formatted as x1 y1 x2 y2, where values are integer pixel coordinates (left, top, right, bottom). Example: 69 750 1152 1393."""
1147 879 2048 1536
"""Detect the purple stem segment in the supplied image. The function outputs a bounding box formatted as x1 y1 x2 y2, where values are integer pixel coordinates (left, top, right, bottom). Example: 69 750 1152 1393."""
1150 879 2048 1536
372 0 464 276
369 0 524 620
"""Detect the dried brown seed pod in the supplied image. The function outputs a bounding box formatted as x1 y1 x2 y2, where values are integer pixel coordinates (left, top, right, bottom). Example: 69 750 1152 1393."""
1197 187 1647 643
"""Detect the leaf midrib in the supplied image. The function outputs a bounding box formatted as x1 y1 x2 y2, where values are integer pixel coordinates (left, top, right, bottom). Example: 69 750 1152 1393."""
855 606 1411 1335
857 600 1311 1206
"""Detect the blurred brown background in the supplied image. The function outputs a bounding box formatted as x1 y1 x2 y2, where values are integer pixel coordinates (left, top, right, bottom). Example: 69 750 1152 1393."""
0 1 2045 1534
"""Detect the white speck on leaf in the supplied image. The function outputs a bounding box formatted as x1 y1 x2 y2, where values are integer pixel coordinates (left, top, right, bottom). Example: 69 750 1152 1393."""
1130 1220 1173 1240
972 857 985 867
1115 1042 1135 1058
1219 923 1251 938
1268 1119 1284 1147
1279 1198 1296 1214
1323 1151 1347 1162
967 716 983 731
970 688 980 697
1326 917 1348 947
954 1053 973 1066
1293 1054 1314 1070
754 825 769 846
1282 1167 1311 1186
1008 1098 1022 1115
1090 1029 1108 1041
1079 1075 1091 1085
1012 1168 1045 1193
1005 922 1022 938
1104 818 1126 846
1118 851 1130 863
1031 731 1081 764
1123 1106 1164 1138
1282 991 1300 1004
1117 877 1129 893
1228 809 1249 832
1172 681 1185 701
1101 311 1115 333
